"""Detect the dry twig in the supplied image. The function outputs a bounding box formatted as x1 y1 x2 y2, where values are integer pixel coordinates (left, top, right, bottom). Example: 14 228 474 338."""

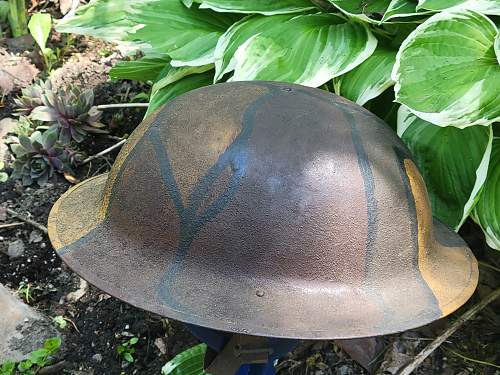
0 222 24 229
96 103 149 110
399 287 500 375
82 139 126 165
6 208 48 233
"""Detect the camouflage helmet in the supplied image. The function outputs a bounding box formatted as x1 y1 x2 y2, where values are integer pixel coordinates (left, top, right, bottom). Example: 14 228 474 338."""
48 82 478 339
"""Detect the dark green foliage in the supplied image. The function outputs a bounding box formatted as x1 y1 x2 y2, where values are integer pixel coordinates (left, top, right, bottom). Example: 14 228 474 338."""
116 337 139 363
0 337 61 375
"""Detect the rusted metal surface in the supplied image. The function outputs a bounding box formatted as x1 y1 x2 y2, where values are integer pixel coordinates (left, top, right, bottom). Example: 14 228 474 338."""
47 81 478 339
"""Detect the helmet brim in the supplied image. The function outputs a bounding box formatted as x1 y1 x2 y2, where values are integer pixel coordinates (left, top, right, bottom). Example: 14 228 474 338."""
48 174 478 339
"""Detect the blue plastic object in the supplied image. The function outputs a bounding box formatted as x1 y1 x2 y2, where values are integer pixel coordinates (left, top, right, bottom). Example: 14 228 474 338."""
186 324 299 375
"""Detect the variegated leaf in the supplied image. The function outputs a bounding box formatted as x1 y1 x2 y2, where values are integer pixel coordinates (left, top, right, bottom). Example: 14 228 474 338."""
56 0 149 42
146 71 214 117
472 138 500 250
392 10 500 127
152 64 213 94
417 0 500 15
335 44 396 105
126 0 239 67
193 0 316 15
399 106 493 230
229 13 377 87
109 56 170 81
381 0 431 22
213 14 296 82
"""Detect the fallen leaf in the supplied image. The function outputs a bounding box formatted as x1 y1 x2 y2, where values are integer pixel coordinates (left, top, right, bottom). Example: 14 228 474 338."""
0 48 39 95
63 172 79 184
66 278 89 302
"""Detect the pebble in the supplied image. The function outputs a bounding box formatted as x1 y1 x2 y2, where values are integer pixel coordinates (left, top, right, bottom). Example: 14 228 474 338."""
8 239 25 258
29 230 43 244
91 353 103 363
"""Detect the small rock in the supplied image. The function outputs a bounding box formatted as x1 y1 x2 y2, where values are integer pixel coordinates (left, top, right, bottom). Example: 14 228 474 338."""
91 353 103 363
154 337 166 355
0 284 59 363
29 230 43 244
8 239 25 258
0 118 18 163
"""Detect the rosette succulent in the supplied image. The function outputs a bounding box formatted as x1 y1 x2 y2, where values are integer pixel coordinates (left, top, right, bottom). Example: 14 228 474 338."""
11 129 67 186
31 85 106 144
14 80 52 117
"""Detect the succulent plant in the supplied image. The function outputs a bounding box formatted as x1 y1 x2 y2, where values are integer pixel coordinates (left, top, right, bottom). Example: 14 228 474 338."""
31 85 106 144
13 116 36 137
14 80 53 117
10 129 68 186
63 147 86 167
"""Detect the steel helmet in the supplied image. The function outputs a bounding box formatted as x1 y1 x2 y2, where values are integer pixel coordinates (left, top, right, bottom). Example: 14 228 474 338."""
48 81 478 339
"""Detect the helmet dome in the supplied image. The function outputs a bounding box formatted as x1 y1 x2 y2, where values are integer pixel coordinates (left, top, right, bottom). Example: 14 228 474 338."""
48 81 477 339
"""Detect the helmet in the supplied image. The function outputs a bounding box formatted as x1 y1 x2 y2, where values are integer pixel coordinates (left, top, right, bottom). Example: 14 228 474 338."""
48 81 477 339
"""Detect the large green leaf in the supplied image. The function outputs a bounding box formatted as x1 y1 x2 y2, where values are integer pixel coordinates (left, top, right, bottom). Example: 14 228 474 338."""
59 0 238 65
147 70 214 116
161 344 207 375
193 0 316 14
392 10 500 127
228 13 377 87
495 31 500 65
213 14 296 82
381 0 431 22
334 44 396 105
56 0 147 42
365 89 399 130
325 0 390 22
152 63 213 93
126 0 239 66
399 106 493 230
28 13 52 51
473 139 500 250
109 56 170 81
417 0 500 15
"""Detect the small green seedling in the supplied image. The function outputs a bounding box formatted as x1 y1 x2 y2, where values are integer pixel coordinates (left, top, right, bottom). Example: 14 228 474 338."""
16 282 32 304
116 337 139 363
27 13 57 72
0 337 61 375
0 361 15 375
52 315 68 330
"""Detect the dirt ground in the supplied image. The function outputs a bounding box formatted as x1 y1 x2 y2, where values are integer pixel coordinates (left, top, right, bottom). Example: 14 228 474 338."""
0 3 499 375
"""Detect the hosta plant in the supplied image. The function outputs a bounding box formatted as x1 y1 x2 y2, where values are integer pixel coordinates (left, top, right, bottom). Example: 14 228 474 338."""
11 129 70 186
57 0 500 249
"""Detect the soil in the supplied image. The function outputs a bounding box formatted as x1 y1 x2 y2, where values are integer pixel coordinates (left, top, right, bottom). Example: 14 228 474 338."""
0 3 499 375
